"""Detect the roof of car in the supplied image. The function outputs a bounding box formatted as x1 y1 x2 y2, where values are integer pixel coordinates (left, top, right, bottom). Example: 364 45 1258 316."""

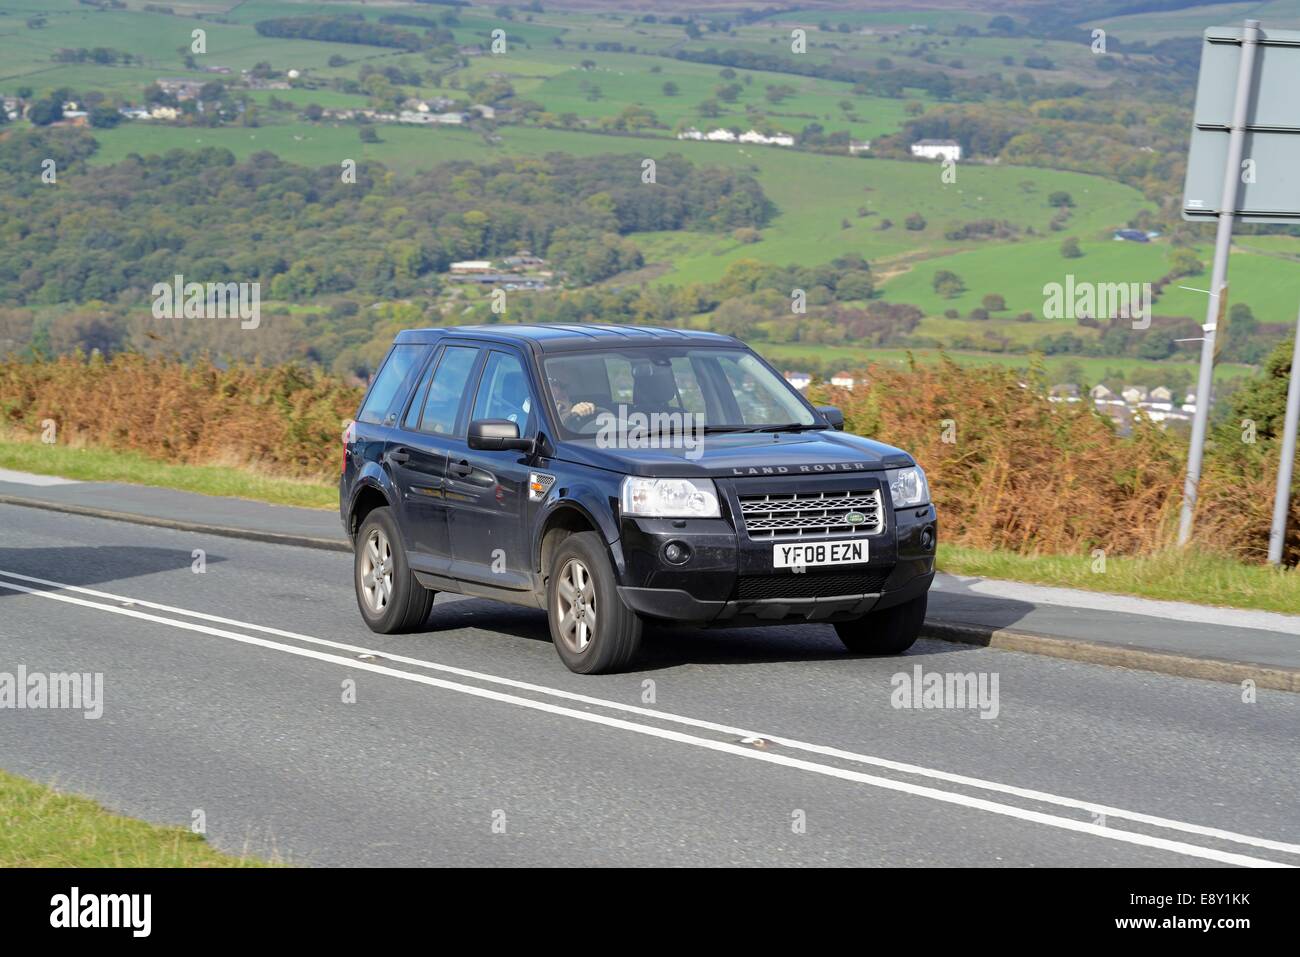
393 324 741 353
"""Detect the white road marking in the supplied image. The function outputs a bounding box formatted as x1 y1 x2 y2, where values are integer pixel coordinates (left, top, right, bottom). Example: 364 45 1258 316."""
0 568 1295 867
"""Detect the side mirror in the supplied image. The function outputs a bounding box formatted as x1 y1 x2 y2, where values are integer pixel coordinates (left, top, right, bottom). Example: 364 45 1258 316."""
468 418 535 453
816 405 845 431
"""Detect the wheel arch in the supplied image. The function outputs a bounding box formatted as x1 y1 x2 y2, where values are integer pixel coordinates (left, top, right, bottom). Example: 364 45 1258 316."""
347 480 393 541
534 498 625 586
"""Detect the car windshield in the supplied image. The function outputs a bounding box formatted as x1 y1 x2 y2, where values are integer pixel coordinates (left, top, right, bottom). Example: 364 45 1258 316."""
541 347 818 437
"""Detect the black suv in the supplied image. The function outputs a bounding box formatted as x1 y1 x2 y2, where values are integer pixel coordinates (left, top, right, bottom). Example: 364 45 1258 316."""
341 324 936 673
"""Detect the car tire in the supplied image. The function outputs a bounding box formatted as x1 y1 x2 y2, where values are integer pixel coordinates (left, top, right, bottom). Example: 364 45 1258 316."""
834 593 927 655
354 507 434 634
546 531 642 674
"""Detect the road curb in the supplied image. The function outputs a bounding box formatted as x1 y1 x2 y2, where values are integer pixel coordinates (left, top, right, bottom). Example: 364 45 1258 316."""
922 620 1300 693
0 494 350 553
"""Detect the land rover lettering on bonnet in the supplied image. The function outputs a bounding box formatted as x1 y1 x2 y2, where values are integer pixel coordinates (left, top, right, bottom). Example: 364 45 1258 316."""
340 325 936 674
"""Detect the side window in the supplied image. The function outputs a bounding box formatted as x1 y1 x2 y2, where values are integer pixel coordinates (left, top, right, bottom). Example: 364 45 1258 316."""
358 344 424 425
416 346 479 435
471 352 533 429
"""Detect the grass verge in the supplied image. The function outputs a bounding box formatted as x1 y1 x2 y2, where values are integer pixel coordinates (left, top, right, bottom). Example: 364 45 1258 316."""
0 769 273 867
938 544 1300 616
0 438 335 510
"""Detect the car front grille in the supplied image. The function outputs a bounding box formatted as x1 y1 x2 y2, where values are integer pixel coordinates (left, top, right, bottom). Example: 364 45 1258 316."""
737 488 885 541
732 570 892 600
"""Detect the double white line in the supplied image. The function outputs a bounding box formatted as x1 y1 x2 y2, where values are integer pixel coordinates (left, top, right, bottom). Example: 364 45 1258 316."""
1 565 1296 868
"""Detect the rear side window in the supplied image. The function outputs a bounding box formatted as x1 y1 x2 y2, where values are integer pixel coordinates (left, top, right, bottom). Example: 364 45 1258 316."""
357 344 424 425
415 346 479 435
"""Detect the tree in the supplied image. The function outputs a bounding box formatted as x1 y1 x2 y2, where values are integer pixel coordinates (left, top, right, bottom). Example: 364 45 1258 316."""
836 272 874 300
359 126 380 143
1048 191 1075 208
1060 237 1083 258
1135 329 1175 360
982 293 1006 311
89 105 121 128
932 270 966 298
1169 248 1204 278
1229 337 1297 438
715 83 742 103
904 212 926 231
27 98 63 126
661 81 679 97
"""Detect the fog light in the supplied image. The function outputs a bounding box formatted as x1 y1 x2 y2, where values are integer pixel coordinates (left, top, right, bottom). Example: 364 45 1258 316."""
662 541 691 565
920 526 935 550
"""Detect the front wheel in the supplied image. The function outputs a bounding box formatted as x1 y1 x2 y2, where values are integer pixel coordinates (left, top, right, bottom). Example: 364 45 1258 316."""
834 593 927 655
546 531 642 674
354 507 434 634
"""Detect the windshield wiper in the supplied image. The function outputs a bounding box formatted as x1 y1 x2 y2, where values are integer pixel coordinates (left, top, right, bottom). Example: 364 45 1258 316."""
728 423 825 433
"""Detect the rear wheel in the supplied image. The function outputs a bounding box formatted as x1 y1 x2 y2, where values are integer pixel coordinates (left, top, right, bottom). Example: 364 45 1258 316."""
834 593 927 655
547 531 642 674
354 507 434 634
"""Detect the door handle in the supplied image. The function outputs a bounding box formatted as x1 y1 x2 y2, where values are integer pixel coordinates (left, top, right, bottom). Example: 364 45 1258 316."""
388 448 410 465
449 459 473 478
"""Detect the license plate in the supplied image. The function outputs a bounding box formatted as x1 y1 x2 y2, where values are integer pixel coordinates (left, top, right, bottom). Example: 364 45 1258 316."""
772 540 867 568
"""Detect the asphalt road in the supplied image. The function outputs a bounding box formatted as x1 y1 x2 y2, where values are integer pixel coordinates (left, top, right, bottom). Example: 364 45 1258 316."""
1 503 1297 867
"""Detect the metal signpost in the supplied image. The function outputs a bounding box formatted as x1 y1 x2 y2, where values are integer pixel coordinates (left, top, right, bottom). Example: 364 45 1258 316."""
1268 327 1300 563
1179 21 1300 559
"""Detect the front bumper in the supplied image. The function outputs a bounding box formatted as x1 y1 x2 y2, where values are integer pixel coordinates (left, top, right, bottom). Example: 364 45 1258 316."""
614 483 937 626
618 567 934 626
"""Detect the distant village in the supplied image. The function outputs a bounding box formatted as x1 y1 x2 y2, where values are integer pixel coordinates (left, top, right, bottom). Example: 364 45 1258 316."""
447 252 554 292
782 370 1198 432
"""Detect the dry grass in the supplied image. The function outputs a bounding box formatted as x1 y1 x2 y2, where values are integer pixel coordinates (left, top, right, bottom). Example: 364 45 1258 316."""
0 353 362 483
810 356 1299 563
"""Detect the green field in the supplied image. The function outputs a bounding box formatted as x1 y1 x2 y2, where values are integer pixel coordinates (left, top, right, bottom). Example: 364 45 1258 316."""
1088 1 1300 42
881 235 1300 329
3 0 1290 382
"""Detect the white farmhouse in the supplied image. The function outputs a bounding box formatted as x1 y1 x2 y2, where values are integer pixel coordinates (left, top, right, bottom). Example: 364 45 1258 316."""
910 139 962 162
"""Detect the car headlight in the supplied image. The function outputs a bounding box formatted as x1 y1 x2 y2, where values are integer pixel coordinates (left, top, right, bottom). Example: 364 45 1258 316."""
886 466 930 508
620 477 721 518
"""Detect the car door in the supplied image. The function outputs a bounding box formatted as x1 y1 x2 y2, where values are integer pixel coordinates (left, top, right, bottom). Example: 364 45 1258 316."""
386 343 481 573
444 348 537 592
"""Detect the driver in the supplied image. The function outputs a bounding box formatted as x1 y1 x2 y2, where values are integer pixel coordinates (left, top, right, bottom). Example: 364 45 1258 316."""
549 373 608 430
